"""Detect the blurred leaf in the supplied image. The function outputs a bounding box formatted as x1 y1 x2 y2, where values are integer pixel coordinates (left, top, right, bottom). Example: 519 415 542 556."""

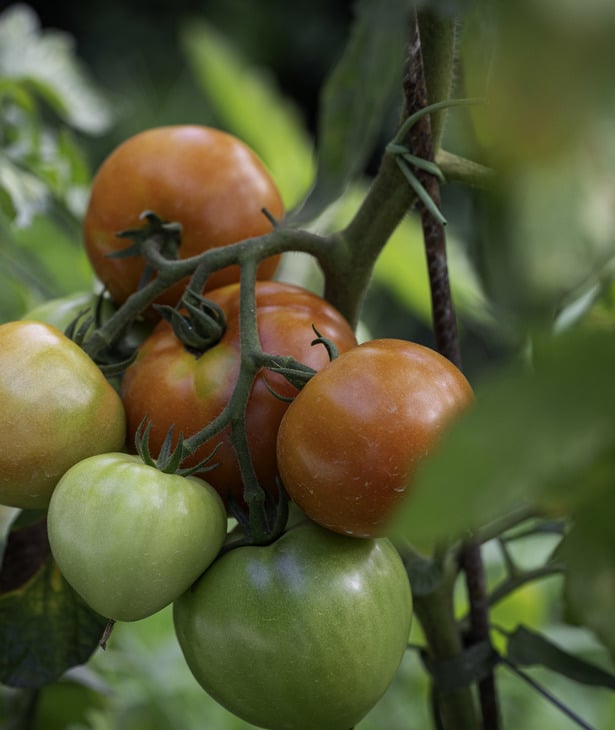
180 19 314 210
585 277 615 331
292 0 413 222
321 182 493 326
32 668 110 730
0 155 49 227
461 0 615 164
505 625 615 690
1 105 94 226
0 513 108 688
476 148 615 330
11 213 93 297
373 213 493 327
0 213 93 323
557 501 615 662
0 6 108 229
0 5 112 134
391 329 615 546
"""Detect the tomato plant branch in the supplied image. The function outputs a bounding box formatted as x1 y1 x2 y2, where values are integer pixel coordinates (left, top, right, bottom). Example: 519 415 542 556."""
473 505 543 546
331 150 419 328
402 11 499 729
412 558 480 730
486 561 566 610
229 256 286 542
436 150 495 190
82 225 328 362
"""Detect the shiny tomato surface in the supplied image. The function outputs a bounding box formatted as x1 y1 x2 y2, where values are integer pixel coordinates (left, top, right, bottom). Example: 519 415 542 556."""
120 281 358 508
0 321 126 509
174 521 412 730
83 125 284 309
277 338 474 536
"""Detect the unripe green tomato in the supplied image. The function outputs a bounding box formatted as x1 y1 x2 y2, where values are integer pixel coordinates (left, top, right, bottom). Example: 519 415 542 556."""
47 453 227 622
173 522 412 730
0 321 126 509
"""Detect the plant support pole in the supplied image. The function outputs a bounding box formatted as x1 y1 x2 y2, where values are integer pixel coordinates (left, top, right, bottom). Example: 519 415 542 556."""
404 11 499 729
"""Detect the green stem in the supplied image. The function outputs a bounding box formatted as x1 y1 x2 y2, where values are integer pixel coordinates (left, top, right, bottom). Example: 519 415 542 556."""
330 152 418 327
83 227 329 362
413 563 479 730
486 562 566 609
473 505 541 546
436 150 495 189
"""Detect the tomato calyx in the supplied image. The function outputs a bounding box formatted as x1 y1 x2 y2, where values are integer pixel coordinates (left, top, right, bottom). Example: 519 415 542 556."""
134 418 220 477
64 302 139 377
113 210 182 269
155 290 227 354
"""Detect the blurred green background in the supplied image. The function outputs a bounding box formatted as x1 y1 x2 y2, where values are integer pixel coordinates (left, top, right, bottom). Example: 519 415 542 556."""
1 0 615 728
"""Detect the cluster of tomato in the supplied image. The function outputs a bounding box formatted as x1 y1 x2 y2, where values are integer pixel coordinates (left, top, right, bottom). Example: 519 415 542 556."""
0 126 474 730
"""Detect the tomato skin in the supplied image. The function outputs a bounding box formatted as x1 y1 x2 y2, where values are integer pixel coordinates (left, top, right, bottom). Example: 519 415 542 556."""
120 281 358 508
83 125 284 309
47 453 227 622
276 338 475 537
0 321 126 510
173 521 412 730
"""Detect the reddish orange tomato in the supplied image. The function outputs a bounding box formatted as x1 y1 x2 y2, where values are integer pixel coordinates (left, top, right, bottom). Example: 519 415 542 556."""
276 339 474 537
83 125 284 310
120 282 358 508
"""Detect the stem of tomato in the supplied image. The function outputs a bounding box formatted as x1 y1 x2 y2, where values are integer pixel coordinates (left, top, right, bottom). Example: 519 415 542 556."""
82 227 327 363
232 256 270 538
412 560 482 730
403 10 498 729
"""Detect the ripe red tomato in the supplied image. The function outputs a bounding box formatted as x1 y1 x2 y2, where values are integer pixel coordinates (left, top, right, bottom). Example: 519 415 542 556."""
173 521 412 730
276 338 474 537
0 321 126 509
83 125 284 309
120 281 358 508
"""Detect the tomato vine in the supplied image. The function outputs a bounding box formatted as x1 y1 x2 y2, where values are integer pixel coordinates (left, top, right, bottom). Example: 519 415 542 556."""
4 3 613 729
70 11 496 727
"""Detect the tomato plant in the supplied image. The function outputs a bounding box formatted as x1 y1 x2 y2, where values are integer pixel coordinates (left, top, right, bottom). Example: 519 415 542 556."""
47 452 227 622
0 321 126 510
83 125 284 309
120 280 358 508
173 521 412 730
276 338 475 537
4 5 615 729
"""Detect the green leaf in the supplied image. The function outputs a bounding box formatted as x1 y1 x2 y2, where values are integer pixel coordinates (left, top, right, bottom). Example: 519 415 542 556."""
505 625 615 690
321 182 493 326
11 213 94 300
292 0 414 222
31 668 109 730
0 155 48 227
557 501 615 662
0 516 107 688
0 5 112 134
180 19 314 210
390 329 615 546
